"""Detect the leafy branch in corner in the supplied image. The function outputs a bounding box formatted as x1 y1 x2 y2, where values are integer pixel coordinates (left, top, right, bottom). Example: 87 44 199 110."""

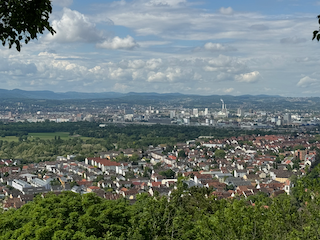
0 0 55 51
313 15 320 41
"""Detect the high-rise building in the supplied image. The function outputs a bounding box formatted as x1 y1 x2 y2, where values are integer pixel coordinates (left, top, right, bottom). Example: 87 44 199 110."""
183 118 190 124
276 119 282 126
283 113 292 124
170 111 176 119
193 108 199 117
237 108 243 117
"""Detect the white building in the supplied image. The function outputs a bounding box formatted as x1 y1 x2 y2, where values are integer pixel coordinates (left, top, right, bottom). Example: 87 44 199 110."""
237 108 243 117
11 179 32 192
170 111 176 119
30 178 50 190
193 108 199 117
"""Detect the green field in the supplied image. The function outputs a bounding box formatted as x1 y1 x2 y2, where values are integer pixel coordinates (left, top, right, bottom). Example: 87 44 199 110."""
0 136 20 142
28 132 71 140
0 132 92 142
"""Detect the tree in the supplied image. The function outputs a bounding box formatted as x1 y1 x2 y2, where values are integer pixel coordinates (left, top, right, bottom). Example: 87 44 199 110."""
129 153 140 162
178 149 186 158
214 149 226 159
275 156 281 164
0 0 55 51
313 15 320 41
159 169 175 178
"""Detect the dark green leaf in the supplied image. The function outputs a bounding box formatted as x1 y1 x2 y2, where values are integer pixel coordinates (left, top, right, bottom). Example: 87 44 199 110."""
313 31 319 40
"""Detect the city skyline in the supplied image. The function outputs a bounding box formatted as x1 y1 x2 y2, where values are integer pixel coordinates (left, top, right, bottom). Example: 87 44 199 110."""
1 0 320 96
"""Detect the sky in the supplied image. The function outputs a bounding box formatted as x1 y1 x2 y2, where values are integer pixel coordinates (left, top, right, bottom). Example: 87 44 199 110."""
1 0 320 96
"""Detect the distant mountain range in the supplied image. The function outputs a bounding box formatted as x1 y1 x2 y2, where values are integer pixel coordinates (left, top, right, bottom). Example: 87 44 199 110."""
0 88 282 100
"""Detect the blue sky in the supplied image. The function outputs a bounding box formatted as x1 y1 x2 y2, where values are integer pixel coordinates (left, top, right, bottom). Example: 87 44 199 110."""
1 0 320 96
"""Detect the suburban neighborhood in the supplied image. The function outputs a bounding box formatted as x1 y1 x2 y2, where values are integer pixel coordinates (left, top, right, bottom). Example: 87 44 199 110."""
0 132 317 210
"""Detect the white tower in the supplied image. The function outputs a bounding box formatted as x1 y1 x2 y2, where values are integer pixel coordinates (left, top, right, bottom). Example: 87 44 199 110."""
220 99 225 110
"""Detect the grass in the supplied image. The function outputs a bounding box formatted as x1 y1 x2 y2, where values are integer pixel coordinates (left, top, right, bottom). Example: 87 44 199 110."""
0 136 20 142
0 132 93 142
28 132 71 140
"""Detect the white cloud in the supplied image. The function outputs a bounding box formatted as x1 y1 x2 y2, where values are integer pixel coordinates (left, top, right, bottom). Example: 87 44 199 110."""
193 72 202 80
113 83 129 92
146 59 163 70
147 72 166 82
120 60 145 69
91 0 311 45
1 0 316 97
280 36 307 44
204 42 236 52
217 73 233 81
147 0 186 7
205 55 247 74
0 57 37 76
97 36 139 50
166 67 182 81
224 88 234 93
203 66 218 72
51 0 73 7
235 71 260 83
297 76 318 87
109 68 132 79
138 41 171 47
0 49 282 94
146 67 182 82
219 7 234 15
45 8 102 43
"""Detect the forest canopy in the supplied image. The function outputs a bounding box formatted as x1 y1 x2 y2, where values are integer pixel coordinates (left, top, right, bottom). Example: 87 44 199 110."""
2 168 320 240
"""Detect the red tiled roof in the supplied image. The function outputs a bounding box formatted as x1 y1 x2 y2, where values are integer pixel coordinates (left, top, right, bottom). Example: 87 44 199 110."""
151 182 162 187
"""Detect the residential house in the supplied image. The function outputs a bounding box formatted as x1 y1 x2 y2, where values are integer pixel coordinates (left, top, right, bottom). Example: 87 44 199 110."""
85 157 121 172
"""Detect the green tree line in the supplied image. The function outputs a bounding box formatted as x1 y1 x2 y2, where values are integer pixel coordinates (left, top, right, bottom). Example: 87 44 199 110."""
2 177 320 240
0 137 113 163
0 122 279 162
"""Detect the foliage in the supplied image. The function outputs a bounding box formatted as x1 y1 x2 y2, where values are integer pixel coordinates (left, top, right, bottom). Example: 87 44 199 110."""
50 179 61 186
3 183 320 240
125 171 135 179
0 0 55 51
0 192 130 240
293 145 306 151
214 149 226 159
0 137 113 163
313 15 320 41
129 153 140 162
159 169 175 178
178 149 186 158
0 120 255 162
94 175 104 183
